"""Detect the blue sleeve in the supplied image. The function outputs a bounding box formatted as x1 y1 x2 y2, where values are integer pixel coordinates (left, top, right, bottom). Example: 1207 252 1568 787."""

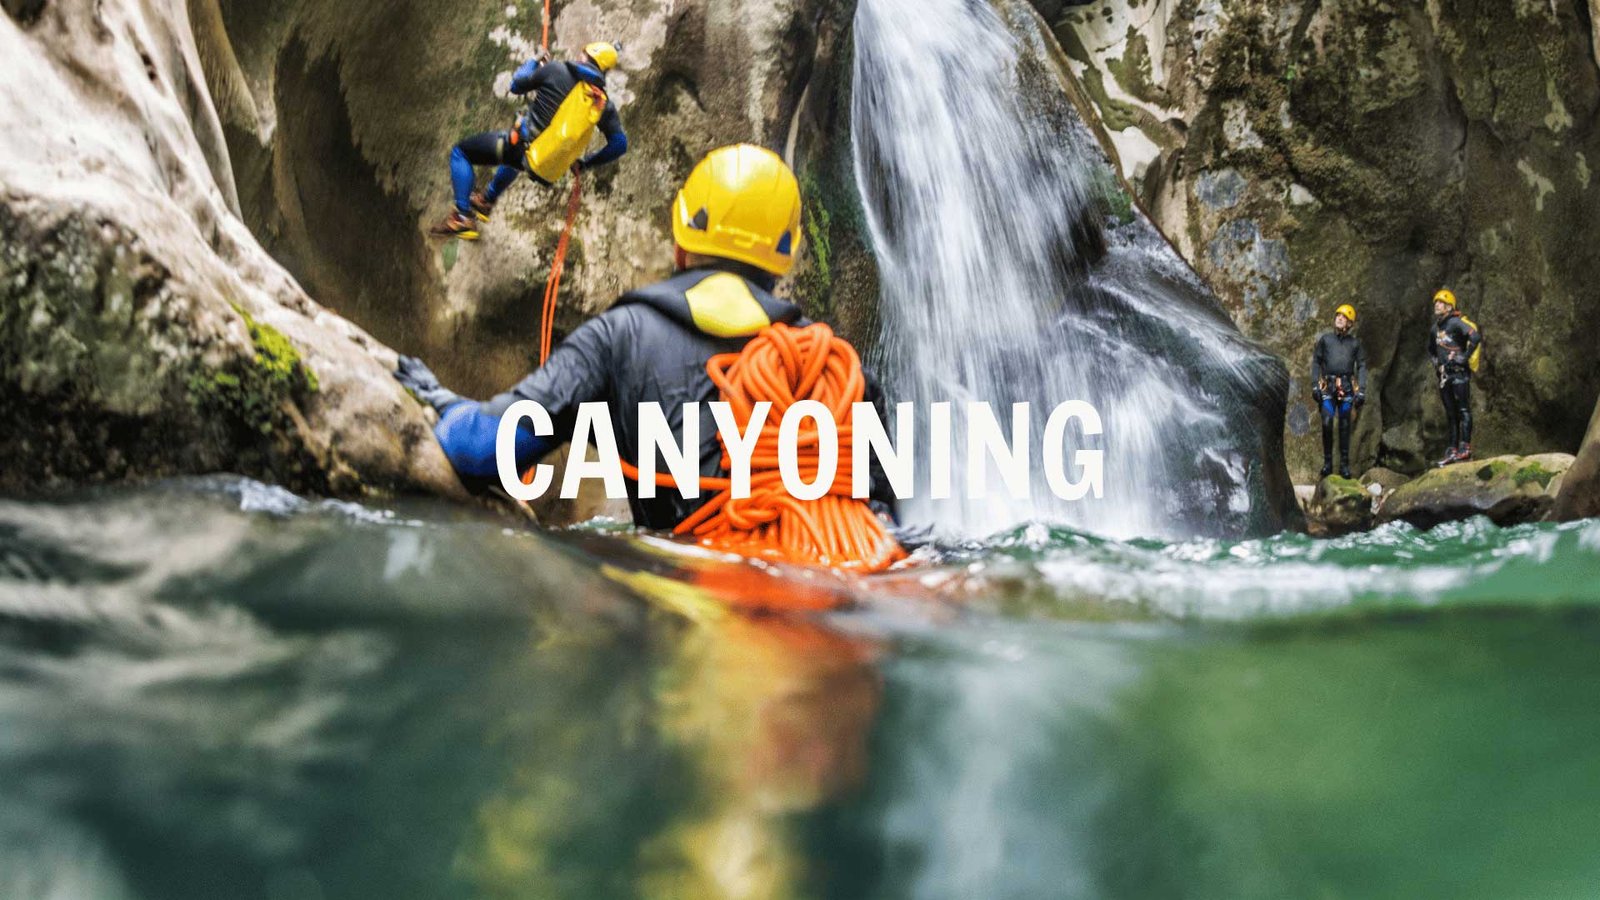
434 401 557 480
580 105 628 168
509 59 549 95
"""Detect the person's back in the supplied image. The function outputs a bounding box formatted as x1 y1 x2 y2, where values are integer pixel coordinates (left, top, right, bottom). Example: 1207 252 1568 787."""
480 263 804 528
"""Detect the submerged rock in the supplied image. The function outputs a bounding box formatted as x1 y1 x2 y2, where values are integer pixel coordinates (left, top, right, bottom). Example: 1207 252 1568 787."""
1377 454 1575 529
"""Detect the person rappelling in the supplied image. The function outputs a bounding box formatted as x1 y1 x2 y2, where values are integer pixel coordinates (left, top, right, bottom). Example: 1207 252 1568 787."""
397 144 902 570
429 41 629 240
1429 288 1483 467
1310 303 1367 479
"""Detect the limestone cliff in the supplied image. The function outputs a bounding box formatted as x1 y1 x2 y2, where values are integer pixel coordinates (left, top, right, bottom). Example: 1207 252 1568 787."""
1044 0 1600 480
1 0 462 497
200 0 858 398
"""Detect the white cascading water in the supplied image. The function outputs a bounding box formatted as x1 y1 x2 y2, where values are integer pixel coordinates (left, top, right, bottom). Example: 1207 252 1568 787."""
853 0 1265 540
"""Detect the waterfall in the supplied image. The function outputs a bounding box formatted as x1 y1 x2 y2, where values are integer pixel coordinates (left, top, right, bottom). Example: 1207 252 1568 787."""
851 0 1284 540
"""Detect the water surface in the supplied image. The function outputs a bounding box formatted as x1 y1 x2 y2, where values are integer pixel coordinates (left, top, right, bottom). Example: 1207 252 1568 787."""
2 478 1598 898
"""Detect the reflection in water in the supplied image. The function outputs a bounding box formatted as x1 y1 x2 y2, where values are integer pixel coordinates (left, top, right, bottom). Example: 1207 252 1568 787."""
462 550 882 900
641 611 878 899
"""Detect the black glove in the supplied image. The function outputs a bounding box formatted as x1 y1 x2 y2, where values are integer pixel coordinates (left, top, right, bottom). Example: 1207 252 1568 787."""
1311 387 1324 403
394 355 462 413
1354 391 1366 407
571 158 587 175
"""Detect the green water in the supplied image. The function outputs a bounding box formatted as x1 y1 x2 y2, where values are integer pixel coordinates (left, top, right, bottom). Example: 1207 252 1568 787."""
2 477 1599 899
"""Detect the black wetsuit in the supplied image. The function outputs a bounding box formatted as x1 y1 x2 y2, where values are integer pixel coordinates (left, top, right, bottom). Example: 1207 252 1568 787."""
1310 330 1367 473
1430 311 1482 452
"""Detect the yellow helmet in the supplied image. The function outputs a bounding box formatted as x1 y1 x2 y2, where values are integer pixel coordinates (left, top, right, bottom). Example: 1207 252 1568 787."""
583 41 620 72
673 144 802 276
1334 304 1357 323
1433 288 1458 308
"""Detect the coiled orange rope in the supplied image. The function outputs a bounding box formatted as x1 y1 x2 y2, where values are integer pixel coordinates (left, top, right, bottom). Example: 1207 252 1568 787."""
624 323 906 573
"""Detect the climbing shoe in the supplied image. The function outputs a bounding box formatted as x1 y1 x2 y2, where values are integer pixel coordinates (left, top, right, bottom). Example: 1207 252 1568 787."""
470 190 496 222
1339 463 1352 479
1455 443 1472 463
1435 446 1460 468
1319 461 1333 479
429 210 480 241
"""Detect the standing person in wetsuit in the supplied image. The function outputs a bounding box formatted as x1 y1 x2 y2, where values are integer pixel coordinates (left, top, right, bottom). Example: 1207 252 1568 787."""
1311 303 1368 479
1430 288 1483 466
397 144 894 530
429 41 629 240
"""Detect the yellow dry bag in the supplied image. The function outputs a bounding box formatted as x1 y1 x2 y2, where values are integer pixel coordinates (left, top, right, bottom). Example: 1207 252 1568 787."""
1461 315 1483 372
524 82 607 183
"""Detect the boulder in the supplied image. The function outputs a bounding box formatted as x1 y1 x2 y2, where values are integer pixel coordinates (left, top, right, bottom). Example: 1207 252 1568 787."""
1358 466 1413 497
1377 454 1575 529
1553 395 1600 520
1 0 463 498
1306 475 1374 537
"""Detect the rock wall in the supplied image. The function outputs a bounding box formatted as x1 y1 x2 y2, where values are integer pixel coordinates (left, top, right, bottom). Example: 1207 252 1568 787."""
1 0 462 498
1554 395 1600 520
1042 0 1600 481
201 0 859 398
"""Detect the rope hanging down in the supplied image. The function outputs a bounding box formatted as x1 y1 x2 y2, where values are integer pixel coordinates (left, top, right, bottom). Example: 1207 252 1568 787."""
624 323 907 573
539 170 583 365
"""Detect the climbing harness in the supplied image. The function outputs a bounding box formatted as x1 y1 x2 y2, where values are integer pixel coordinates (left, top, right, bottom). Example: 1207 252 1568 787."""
623 322 906 573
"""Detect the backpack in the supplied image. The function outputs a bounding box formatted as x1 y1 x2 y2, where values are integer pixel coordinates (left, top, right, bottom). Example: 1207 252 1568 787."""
524 81 606 183
1460 315 1483 373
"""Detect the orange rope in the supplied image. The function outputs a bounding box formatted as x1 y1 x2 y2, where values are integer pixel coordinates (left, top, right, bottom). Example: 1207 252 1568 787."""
540 0 552 55
539 171 583 365
623 323 906 573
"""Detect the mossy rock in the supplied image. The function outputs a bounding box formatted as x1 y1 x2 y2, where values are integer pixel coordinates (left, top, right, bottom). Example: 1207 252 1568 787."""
1357 466 1412 496
187 305 320 437
1307 474 1374 536
1377 453 1575 529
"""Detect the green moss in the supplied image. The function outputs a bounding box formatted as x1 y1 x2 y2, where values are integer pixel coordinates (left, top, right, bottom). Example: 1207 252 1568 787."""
1322 474 1366 497
188 305 319 435
1513 462 1557 489
247 315 320 394
1104 30 1165 107
1087 166 1136 226
801 173 834 297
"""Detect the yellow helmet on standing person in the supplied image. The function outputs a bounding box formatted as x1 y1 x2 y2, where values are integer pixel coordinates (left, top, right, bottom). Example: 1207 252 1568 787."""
1433 288 1458 308
673 144 803 276
1334 304 1357 323
583 41 621 72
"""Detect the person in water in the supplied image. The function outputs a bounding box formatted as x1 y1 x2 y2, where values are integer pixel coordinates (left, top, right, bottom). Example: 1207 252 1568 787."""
429 41 629 241
397 144 892 529
1429 288 1483 466
1310 303 1368 479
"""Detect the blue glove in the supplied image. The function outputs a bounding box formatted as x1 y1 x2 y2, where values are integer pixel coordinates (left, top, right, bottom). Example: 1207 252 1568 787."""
394 356 461 413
